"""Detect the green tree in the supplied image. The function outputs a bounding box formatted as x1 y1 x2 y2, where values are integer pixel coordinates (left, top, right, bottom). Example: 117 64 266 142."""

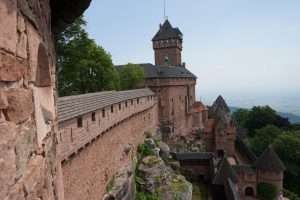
232 108 250 127
245 106 278 134
257 182 278 200
119 63 144 90
273 132 300 195
250 125 282 155
56 16 120 96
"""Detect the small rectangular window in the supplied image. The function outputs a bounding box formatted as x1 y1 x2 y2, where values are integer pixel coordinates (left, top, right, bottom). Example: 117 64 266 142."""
92 112 96 121
111 105 114 113
102 109 105 117
119 103 121 110
77 117 83 128
137 98 140 104
131 99 133 105
125 101 128 107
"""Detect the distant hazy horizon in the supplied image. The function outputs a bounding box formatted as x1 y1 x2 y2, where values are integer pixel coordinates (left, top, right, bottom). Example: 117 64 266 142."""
84 0 300 115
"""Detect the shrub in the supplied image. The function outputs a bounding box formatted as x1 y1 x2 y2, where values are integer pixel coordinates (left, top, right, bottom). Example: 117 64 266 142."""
257 182 278 200
283 189 300 200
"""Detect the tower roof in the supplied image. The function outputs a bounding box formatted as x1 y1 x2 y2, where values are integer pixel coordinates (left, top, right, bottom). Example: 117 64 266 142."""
212 95 230 113
152 19 183 41
209 95 231 123
254 146 286 172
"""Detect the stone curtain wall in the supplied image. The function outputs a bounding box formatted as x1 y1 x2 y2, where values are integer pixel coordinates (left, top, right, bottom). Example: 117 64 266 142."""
0 0 60 199
60 105 158 200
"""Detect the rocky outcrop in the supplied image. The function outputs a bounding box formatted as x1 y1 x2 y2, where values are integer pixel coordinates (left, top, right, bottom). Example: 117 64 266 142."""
103 166 135 200
136 139 192 200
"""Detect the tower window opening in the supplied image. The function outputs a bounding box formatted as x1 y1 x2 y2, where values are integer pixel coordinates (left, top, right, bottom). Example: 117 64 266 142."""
77 117 83 128
92 112 96 122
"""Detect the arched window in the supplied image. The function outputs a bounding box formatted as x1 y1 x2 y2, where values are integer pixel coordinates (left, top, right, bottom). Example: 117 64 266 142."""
245 187 254 196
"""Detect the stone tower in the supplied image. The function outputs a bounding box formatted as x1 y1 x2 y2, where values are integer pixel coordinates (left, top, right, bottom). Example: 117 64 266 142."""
152 19 183 66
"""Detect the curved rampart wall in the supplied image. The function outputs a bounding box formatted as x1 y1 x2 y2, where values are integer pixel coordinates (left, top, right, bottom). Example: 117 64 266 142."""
57 93 158 200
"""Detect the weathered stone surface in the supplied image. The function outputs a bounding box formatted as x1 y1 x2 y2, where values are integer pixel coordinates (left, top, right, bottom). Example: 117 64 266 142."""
17 32 28 59
4 182 25 200
6 88 33 123
36 43 51 87
0 91 8 109
15 120 37 178
22 155 45 195
0 122 17 200
27 23 40 82
0 52 27 82
0 0 17 53
138 155 192 200
103 167 135 200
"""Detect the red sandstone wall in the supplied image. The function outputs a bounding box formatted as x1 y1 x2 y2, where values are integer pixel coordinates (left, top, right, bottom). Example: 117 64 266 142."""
60 105 158 200
0 1 58 199
146 78 197 135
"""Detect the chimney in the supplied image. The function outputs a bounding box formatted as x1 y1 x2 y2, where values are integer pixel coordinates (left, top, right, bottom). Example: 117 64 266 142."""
182 62 186 68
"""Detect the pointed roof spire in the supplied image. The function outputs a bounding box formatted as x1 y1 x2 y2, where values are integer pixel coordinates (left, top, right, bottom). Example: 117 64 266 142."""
152 19 183 41
254 146 285 172
213 95 230 113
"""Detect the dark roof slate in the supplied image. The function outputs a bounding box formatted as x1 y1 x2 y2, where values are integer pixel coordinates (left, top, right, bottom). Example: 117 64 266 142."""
254 146 286 172
116 63 197 79
57 88 154 123
152 20 183 41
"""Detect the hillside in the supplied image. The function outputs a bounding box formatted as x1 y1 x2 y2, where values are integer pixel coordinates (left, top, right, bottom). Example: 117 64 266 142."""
230 107 300 124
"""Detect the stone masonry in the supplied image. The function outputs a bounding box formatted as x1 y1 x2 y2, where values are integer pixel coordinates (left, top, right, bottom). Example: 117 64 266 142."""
0 0 90 199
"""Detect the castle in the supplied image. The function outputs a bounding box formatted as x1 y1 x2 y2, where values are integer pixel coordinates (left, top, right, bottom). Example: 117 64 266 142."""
0 1 286 200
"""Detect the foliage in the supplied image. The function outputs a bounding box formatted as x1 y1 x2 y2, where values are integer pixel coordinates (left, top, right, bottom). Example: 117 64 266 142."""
232 108 250 128
273 132 300 194
137 143 155 159
119 63 144 90
56 16 120 96
284 189 300 200
249 125 282 155
232 106 290 136
245 106 290 135
257 182 278 200
136 191 160 200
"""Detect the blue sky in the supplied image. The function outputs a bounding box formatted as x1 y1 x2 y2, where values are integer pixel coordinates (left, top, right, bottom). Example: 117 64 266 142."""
85 0 300 113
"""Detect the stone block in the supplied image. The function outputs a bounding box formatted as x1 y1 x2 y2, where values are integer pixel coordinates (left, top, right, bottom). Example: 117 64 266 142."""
17 32 28 59
6 88 33 123
0 0 17 53
0 52 27 81
15 120 37 178
0 122 17 199
27 23 41 82
4 182 25 200
0 91 8 109
22 155 45 195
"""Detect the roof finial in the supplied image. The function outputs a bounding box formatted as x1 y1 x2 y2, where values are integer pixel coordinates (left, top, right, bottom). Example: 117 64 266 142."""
164 0 168 21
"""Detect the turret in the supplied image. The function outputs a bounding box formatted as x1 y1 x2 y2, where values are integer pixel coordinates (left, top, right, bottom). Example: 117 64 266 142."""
255 146 286 197
152 20 183 66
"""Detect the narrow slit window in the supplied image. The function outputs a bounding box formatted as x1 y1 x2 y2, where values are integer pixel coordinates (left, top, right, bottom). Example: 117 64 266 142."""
92 112 96 121
77 117 83 128
102 109 105 118
119 103 121 110
111 105 114 113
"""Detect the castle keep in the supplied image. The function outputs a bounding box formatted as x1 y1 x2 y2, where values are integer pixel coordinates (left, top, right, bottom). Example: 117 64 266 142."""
0 1 286 200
